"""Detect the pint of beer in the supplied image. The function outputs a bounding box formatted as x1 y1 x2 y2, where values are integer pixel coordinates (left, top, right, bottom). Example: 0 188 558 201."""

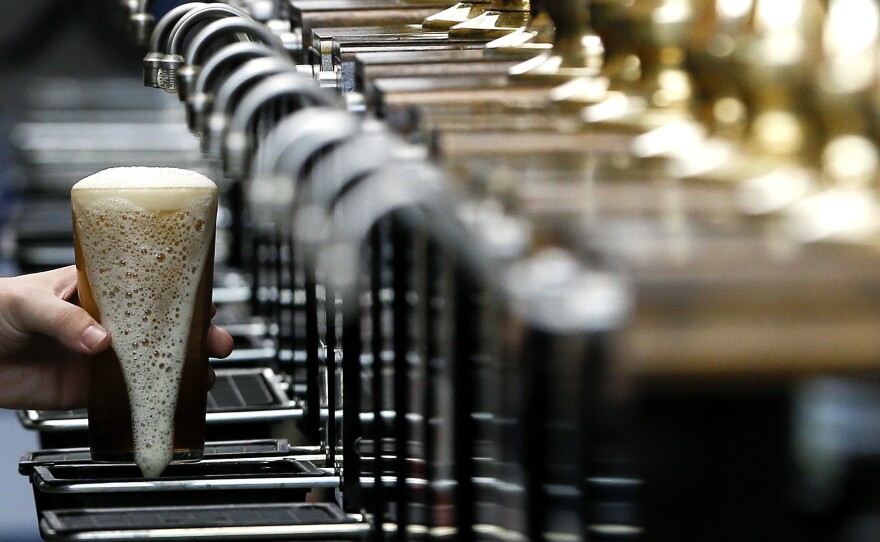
71 167 218 477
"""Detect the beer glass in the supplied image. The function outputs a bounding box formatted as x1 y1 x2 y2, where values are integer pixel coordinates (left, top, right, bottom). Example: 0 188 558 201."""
71 167 218 477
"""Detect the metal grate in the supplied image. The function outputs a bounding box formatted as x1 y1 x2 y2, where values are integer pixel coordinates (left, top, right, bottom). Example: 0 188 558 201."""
43 503 351 532
207 372 277 409
20 440 292 477
26 369 287 427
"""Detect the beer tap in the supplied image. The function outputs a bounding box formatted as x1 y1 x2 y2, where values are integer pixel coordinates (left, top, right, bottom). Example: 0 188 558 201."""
127 0 155 45
251 109 361 185
507 0 603 83
299 131 427 228
483 0 553 57
203 55 297 158
187 42 285 134
684 0 752 140
223 72 339 178
448 0 532 40
543 0 697 134
236 0 302 54
157 3 254 94
669 0 826 186
247 108 363 228
423 1 492 30
726 0 825 163
143 2 206 88
177 17 287 102
779 0 880 244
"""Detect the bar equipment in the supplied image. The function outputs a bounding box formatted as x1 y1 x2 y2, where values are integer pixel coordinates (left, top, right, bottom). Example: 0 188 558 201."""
157 3 254 93
186 41 286 133
14 0 880 540
423 0 492 30
176 16 288 101
448 0 531 40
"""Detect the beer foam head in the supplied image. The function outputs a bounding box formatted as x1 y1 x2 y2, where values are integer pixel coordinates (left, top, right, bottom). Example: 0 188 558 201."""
73 167 216 190
73 167 216 212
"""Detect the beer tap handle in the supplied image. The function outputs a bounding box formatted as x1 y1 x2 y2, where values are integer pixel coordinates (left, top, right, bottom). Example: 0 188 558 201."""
204 56 296 158
814 0 880 189
683 0 752 139
423 1 492 30
668 0 826 211
158 4 254 94
188 42 283 134
223 72 339 179
777 0 880 245
143 2 206 88
508 0 603 82
626 0 695 112
484 0 553 57
179 17 287 102
448 0 532 40
724 0 824 163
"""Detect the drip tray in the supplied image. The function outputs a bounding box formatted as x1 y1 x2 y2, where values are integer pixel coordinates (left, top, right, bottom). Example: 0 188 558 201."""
29 459 337 511
19 439 300 476
39 502 368 541
19 368 301 432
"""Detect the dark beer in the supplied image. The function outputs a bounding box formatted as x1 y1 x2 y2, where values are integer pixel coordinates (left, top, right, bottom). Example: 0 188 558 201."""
72 167 218 477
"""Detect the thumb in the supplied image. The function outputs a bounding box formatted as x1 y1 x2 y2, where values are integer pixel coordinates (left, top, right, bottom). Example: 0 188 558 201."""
11 284 112 355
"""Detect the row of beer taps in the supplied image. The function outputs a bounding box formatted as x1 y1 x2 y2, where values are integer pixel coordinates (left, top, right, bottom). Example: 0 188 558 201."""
143 0 879 247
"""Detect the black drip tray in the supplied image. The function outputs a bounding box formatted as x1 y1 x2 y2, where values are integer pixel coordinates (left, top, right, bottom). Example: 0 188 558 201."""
40 503 368 541
38 458 322 481
30 459 337 511
20 439 291 475
19 368 301 432
208 370 279 409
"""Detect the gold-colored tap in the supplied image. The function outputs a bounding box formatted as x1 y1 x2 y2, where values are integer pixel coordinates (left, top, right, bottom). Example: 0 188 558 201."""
508 0 604 82
779 0 880 246
540 0 696 135
728 0 825 164
685 0 752 139
448 0 532 39
664 1 833 224
484 0 553 57
627 0 695 112
423 1 491 30
814 0 880 189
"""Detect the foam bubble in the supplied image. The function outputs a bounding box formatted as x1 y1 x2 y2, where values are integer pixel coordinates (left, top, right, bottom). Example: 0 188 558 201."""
73 168 216 477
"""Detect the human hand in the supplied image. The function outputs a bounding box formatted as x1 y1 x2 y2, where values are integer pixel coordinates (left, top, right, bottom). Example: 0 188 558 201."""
0 266 234 410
